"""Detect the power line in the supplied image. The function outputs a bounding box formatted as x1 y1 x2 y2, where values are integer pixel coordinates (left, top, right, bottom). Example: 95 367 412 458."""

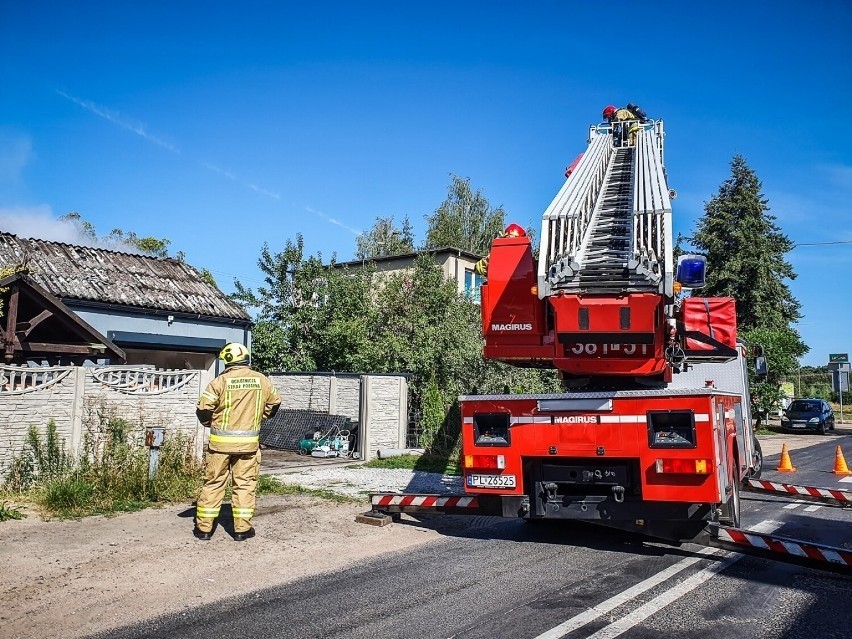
793 240 852 246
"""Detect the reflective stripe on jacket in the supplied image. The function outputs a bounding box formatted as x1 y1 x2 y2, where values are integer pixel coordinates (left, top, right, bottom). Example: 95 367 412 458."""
197 365 281 453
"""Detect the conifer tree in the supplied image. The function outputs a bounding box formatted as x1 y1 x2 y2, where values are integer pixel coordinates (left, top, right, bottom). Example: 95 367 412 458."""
686 155 808 418
689 155 801 333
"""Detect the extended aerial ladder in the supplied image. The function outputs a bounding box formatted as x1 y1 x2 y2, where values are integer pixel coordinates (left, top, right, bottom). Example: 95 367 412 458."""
481 119 685 382
539 120 672 297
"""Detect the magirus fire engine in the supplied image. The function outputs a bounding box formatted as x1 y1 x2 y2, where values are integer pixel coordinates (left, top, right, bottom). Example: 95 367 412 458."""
461 116 760 540
365 115 852 574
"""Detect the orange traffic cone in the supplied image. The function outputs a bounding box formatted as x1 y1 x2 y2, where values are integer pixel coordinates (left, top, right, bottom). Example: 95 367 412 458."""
833 446 852 476
776 443 797 472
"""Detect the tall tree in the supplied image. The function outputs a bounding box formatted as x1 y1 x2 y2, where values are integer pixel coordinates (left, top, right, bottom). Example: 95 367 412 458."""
355 215 415 260
685 155 808 419
688 156 802 333
424 175 506 255
232 235 374 374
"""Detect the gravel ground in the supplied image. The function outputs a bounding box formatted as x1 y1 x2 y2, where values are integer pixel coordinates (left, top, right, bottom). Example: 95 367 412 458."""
270 465 464 497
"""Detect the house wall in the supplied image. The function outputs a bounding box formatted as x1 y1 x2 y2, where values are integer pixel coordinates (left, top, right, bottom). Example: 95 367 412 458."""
434 253 481 298
267 373 407 460
70 305 250 374
346 251 482 301
0 365 204 473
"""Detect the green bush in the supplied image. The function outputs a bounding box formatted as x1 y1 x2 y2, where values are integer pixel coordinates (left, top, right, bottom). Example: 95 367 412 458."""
41 477 95 517
4 420 70 490
3 416 202 518
0 501 24 521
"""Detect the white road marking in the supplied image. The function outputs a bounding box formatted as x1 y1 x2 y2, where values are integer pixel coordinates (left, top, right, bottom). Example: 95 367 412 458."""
584 554 740 639
533 520 781 639
839 476 852 484
779 500 820 512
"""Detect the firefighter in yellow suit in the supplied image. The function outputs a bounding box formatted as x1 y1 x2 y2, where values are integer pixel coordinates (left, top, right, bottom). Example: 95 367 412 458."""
193 343 281 541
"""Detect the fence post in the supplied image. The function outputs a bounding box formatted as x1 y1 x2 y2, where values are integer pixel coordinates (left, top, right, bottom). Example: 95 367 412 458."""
329 374 338 415
359 375 372 461
69 368 86 456
397 377 408 449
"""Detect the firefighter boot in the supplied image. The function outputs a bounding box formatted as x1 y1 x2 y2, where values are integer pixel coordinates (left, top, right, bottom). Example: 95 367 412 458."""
193 526 213 541
233 527 256 542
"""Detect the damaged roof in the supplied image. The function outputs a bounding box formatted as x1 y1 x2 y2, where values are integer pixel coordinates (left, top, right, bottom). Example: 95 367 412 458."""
0 232 251 321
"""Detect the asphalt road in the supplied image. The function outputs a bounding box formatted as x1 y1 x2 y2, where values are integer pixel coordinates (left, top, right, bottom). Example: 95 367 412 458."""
97 435 852 639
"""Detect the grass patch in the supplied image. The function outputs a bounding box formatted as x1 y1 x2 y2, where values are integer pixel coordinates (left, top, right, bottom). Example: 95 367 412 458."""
361 454 461 476
257 473 363 504
0 501 24 521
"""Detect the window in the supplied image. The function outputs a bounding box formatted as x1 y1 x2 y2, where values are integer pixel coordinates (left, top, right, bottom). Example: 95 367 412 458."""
464 269 484 303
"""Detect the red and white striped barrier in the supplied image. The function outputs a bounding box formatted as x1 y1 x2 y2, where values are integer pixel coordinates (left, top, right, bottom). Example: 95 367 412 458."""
743 478 852 506
711 526 852 574
371 494 479 509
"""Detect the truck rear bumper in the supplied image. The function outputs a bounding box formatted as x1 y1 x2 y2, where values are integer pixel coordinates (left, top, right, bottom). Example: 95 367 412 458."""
518 492 711 522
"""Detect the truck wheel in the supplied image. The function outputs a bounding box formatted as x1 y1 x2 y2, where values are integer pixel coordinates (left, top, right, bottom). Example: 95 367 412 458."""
720 478 741 529
749 438 763 479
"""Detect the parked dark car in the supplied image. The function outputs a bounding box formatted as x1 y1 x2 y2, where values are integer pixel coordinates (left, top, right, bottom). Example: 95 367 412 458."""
781 399 835 434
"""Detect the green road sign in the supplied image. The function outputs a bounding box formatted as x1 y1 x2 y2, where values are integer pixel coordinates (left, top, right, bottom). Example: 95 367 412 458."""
829 353 849 364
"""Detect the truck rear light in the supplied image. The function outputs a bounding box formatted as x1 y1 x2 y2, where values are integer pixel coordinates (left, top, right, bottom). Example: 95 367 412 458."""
655 458 709 475
464 454 506 470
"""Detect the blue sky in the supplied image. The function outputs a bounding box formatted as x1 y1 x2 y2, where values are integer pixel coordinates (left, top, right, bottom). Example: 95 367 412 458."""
1 2 850 366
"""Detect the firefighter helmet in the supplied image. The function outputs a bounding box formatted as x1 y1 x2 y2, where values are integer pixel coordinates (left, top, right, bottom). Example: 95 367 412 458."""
218 343 250 365
503 223 526 238
603 105 617 120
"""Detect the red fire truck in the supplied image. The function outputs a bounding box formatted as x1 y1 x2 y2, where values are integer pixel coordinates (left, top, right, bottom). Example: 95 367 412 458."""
375 118 763 543
366 118 852 573
459 118 763 540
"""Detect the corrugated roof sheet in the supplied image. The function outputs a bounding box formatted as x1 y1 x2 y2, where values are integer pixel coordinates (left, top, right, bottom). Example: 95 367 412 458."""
0 232 251 321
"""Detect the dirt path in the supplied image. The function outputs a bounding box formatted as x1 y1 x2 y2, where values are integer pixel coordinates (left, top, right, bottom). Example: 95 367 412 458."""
1 495 440 639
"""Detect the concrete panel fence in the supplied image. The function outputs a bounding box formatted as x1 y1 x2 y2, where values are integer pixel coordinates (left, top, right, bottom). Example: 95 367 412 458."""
267 372 408 461
0 366 408 474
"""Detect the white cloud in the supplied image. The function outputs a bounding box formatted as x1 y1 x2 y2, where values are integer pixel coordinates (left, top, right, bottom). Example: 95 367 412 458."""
0 206 143 253
0 205 85 243
0 130 34 183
